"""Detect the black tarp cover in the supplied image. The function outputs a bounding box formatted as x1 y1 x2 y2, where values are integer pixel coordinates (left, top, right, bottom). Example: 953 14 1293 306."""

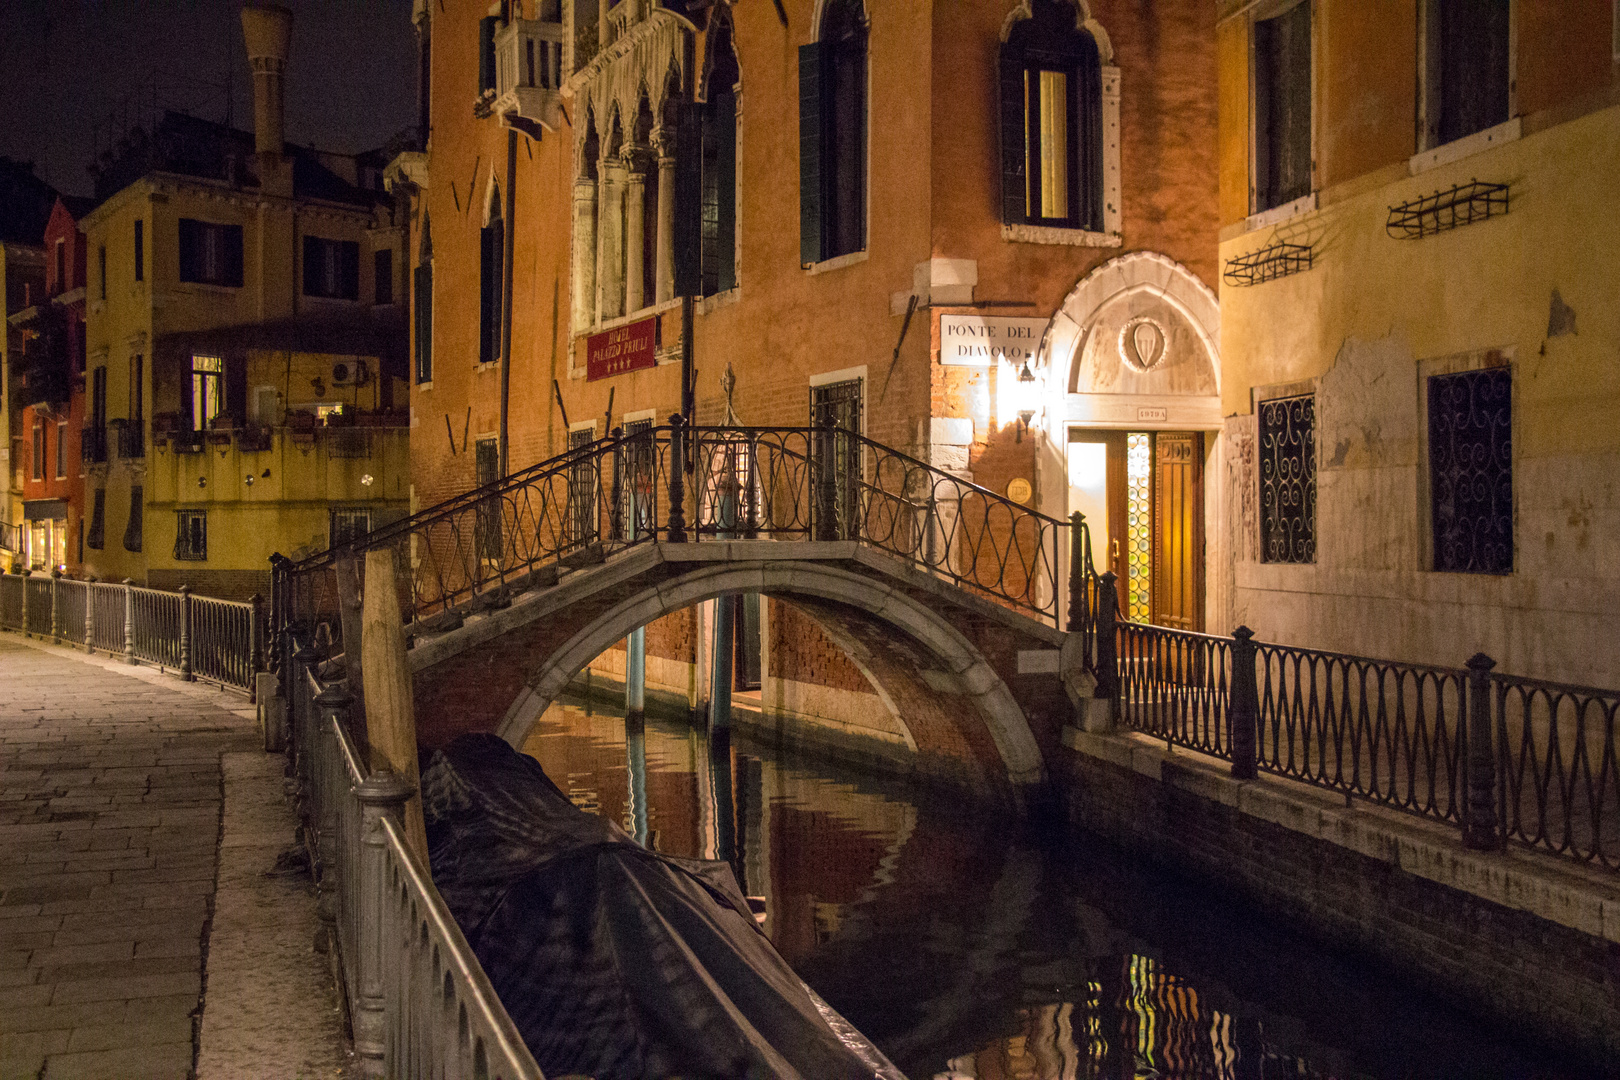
421 734 906 1080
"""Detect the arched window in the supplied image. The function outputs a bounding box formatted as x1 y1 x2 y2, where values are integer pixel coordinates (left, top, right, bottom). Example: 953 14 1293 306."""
480 187 503 366
1001 0 1103 230
700 13 739 296
799 0 866 265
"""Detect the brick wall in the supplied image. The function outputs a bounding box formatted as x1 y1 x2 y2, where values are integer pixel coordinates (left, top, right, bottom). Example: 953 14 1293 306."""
1059 745 1620 1064
147 569 270 603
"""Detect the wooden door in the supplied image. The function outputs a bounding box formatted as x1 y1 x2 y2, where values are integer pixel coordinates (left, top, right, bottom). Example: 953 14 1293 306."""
1152 432 1204 631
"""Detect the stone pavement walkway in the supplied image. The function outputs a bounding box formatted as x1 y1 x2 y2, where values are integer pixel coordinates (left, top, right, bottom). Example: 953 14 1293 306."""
0 634 348 1080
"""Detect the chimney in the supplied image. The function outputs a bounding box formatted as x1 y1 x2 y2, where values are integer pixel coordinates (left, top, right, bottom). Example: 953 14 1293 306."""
241 4 293 159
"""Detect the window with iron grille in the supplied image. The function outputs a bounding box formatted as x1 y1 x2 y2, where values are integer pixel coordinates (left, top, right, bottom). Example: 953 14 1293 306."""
329 508 372 550
1258 394 1316 563
1253 1 1312 212
174 510 206 561
87 489 105 550
567 428 598 547
302 236 361 300
810 378 862 540
475 437 502 562
620 419 656 541
1429 366 1512 574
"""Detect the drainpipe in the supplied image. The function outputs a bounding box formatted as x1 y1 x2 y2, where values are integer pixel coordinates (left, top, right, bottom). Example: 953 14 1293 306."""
499 128 516 475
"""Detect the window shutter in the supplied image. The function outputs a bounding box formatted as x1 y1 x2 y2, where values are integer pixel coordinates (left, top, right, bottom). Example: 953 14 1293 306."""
479 226 498 364
302 236 319 296
87 489 105 550
375 249 394 305
998 53 1027 226
414 263 433 382
673 102 703 298
798 43 824 267
223 224 244 287
177 218 198 282
714 93 737 294
226 355 247 426
123 485 143 553
341 241 360 300
479 17 499 93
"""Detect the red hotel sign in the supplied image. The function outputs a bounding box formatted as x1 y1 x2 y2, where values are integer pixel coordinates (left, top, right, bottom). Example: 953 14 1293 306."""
586 317 659 381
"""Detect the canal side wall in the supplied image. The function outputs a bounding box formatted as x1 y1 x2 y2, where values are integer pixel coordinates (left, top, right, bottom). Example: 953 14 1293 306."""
1058 727 1620 1066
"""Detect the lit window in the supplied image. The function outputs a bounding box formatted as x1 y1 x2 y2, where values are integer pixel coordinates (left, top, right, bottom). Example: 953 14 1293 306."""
191 355 223 432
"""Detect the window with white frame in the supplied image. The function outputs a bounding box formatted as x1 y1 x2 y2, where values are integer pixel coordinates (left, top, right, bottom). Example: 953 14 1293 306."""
1252 0 1312 212
1420 0 1511 149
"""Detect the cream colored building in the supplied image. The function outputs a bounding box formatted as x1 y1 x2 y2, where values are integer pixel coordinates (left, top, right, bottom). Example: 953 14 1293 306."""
1215 0 1620 685
76 5 410 598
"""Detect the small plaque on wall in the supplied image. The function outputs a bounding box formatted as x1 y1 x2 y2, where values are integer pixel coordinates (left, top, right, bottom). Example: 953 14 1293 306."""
1006 477 1033 504
1137 406 1169 422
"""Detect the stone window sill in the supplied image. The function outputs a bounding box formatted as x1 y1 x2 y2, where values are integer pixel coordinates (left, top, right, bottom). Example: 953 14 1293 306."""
804 250 869 276
697 287 741 315
1240 192 1318 236
1001 224 1123 248
1409 117 1521 177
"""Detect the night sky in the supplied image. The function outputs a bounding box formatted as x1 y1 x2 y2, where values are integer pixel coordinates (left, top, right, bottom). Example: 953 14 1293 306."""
0 0 418 199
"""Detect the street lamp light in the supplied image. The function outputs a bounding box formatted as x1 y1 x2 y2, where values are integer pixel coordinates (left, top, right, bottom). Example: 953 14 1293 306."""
1015 361 1039 442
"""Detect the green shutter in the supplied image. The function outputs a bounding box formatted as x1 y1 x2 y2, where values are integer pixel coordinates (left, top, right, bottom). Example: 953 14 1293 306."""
798 42 824 267
673 102 703 298
998 54 1027 226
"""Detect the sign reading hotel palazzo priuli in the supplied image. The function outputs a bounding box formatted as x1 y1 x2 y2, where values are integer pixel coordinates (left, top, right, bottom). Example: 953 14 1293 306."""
938 314 1049 366
586 316 658 381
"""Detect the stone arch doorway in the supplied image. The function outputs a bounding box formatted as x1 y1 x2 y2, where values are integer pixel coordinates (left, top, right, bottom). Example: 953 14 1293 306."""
1034 251 1223 630
489 560 1046 794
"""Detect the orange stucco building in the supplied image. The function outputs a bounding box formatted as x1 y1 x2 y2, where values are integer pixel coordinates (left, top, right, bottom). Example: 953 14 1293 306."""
399 0 1221 739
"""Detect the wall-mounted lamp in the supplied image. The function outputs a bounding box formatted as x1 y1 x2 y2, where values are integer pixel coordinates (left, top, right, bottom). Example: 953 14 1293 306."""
244 474 254 486
360 474 374 487
197 476 207 489
1015 361 1039 442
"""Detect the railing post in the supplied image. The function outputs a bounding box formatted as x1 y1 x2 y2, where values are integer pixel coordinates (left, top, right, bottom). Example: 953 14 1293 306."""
19 568 29 638
1229 626 1259 780
122 579 136 664
1066 512 1085 633
666 414 688 543
309 683 349 994
50 570 61 643
1463 652 1499 850
609 426 624 543
1094 571 1120 705
353 769 414 1080
84 579 96 653
248 592 264 674
177 585 193 681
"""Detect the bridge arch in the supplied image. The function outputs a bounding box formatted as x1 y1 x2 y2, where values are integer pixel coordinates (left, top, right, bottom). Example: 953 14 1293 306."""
490 559 1046 791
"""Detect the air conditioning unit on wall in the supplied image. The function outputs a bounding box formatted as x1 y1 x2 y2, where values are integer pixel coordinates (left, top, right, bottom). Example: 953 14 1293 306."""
331 359 369 387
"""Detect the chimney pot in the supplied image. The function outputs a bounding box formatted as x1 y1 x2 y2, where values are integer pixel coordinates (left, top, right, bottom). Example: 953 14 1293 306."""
241 4 293 160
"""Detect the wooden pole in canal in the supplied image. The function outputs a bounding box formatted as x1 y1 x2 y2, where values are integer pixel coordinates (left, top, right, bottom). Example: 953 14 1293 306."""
360 547 430 863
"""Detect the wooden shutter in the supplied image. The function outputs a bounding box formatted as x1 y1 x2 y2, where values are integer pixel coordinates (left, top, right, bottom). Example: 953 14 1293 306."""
375 249 394 305
414 263 433 382
673 102 703 298
999 53 1027 226
301 236 320 295
479 226 498 363
123 485 143 553
715 93 737 293
87 489 105 550
340 241 360 300
223 224 244 287
798 43 824 267
177 218 199 282
225 355 247 426
479 17 499 93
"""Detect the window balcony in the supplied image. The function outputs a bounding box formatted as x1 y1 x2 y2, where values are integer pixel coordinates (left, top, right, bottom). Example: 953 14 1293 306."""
494 19 566 137
113 419 145 461
81 426 108 466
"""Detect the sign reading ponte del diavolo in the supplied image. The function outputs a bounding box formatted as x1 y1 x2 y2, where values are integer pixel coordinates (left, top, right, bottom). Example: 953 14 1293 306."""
586 316 659 381
938 314 1050 366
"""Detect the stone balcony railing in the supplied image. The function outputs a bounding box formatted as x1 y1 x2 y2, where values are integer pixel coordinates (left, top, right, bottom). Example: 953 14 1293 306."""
494 18 566 137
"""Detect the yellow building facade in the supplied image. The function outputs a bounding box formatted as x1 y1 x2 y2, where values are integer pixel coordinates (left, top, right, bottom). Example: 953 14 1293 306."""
76 6 409 599
1215 0 1620 685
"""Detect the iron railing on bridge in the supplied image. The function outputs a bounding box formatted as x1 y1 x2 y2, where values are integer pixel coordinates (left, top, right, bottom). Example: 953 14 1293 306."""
273 419 1076 668
0 572 263 696
1101 607 1620 874
285 633 543 1080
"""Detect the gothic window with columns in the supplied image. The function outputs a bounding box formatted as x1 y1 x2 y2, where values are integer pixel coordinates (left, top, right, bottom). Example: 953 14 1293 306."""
1001 0 1103 231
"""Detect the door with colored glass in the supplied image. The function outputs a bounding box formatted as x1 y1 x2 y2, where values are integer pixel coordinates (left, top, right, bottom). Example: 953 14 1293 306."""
1067 430 1204 630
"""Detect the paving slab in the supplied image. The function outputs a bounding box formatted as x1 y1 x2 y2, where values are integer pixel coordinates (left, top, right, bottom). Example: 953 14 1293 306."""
0 635 350 1080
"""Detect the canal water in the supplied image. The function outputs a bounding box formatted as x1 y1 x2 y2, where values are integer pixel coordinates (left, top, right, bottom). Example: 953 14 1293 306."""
520 692 1593 1080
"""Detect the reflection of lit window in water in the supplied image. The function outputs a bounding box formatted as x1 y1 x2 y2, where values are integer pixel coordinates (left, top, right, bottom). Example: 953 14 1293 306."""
1127 433 1151 621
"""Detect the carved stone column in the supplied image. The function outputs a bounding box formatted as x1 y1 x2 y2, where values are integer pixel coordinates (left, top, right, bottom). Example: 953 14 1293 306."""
571 176 598 333
596 155 627 323
624 149 647 314
652 126 676 304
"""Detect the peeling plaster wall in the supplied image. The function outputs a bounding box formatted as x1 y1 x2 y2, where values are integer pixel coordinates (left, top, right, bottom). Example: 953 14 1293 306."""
1220 104 1620 686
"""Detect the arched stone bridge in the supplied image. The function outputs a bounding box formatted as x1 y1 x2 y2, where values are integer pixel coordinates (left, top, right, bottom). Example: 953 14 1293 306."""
404 540 1080 796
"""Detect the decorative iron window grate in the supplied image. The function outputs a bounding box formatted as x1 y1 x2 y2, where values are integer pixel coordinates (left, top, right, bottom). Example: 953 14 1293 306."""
1222 241 1313 287
329 508 372 550
1258 394 1316 564
1429 366 1512 574
566 428 598 548
1387 180 1508 239
174 510 207 562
